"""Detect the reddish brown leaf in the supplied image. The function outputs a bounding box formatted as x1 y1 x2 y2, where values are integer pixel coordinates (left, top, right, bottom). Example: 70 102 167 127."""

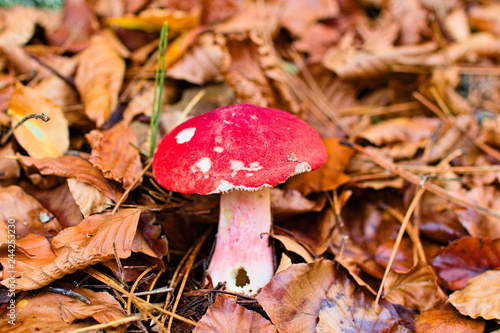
415 303 485 333
431 236 500 290
193 295 276 333
448 270 500 320
0 185 62 238
86 122 142 190
18 155 118 201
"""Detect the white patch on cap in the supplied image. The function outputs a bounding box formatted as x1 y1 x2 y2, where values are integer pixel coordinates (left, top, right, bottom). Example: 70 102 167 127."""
175 127 196 144
230 160 263 177
294 162 312 175
191 157 211 173
214 146 224 153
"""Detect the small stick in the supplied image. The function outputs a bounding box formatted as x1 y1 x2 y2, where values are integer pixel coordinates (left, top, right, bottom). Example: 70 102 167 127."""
1 113 50 146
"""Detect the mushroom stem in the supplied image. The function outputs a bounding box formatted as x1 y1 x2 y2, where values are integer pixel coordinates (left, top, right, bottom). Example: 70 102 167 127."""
207 187 274 295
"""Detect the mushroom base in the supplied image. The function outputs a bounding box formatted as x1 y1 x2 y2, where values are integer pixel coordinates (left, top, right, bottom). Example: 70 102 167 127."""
207 187 274 295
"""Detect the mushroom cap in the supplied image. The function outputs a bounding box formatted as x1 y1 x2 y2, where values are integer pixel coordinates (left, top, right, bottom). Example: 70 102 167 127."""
153 103 327 195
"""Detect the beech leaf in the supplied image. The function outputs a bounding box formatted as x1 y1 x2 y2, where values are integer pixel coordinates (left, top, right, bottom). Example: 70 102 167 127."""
448 270 500 320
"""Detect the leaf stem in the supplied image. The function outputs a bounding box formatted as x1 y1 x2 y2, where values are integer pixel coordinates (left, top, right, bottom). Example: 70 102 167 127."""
1 113 50 146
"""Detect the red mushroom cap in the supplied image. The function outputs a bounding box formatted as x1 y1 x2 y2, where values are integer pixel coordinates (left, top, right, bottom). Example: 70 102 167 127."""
153 103 327 195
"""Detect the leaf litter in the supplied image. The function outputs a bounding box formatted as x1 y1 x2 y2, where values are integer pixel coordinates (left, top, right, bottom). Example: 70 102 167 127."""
0 0 499 332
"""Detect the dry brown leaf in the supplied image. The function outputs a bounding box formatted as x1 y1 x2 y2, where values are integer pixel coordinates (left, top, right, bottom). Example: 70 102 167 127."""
86 122 142 189
415 303 485 333
193 295 276 333
8 82 69 158
444 6 470 42
323 41 437 79
66 178 114 218
256 260 337 333
18 155 118 201
271 188 325 216
448 270 500 320
0 185 62 238
51 209 162 267
280 0 339 38
285 137 353 195
75 34 125 127
383 262 447 311
316 273 406 333
0 143 20 180
272 234 315 264
3 244 101 291
355 117 440 147
375 238 415 274
0 233 56 281
167 32 227 85
57 284 126 325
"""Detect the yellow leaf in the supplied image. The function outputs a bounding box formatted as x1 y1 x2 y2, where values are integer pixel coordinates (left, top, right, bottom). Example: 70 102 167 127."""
106 7 200 33
8 82 69 158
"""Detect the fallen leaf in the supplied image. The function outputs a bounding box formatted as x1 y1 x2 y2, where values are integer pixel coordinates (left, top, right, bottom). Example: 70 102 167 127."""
383 261 446 311
448 270 500 320
0 185 62 238
257 259 405 332
375 238 416 274
8 82 69 158
106 7 200 33
66 178 114 218
256 260 337 333
2 244 101 291
18 155 118 201
51 209 163 268
469 4 500 34
415 303 485 333
355 117 440 147
431 236 500 291
86 122 143 190
57 284 126 324
271 188 325 216
26 182 83 228
167 32 227 85
316 272 406 333
193 295 276 333
74 34 125 127
323 41 437 79
285 137 353 195
0 233 56 281
0 286 126 332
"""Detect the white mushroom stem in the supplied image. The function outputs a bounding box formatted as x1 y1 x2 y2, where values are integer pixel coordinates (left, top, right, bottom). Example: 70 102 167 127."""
207 187 274 295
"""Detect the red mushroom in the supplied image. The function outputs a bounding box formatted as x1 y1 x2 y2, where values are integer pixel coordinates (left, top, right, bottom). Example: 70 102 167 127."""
153 103 327 295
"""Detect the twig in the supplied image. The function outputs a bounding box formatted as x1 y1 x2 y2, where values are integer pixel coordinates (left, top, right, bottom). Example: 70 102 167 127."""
1 113 50 146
